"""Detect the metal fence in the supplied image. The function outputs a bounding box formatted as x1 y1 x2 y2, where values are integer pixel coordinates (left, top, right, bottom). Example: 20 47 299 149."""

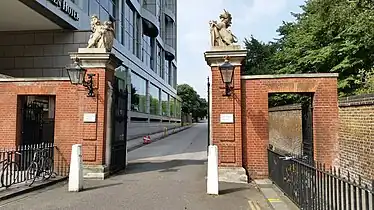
268 149 374 210
0 143 69 189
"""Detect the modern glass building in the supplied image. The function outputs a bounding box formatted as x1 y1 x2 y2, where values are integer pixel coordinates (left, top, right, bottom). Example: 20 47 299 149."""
0 0 181 139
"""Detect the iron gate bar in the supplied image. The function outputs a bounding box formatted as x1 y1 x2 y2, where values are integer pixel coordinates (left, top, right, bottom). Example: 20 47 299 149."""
110 77 128 173
268 149 374 209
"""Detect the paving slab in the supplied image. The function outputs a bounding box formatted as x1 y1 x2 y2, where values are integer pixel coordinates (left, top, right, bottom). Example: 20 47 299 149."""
254 179 299 210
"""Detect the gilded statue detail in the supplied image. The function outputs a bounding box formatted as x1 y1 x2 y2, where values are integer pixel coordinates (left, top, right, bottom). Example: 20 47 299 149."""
209 10 238 47
87 15 115 52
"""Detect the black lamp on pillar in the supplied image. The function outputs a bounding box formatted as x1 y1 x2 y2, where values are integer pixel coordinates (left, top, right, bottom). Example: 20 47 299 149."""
66 57 96 97
219 56 234 96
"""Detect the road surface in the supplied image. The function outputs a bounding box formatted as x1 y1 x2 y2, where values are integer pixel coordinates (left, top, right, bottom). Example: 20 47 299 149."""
0 123 271 210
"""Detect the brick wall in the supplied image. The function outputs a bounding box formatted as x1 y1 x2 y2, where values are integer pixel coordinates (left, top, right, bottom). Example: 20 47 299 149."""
0 68 111 166
0 30 89 77
268 104 302 155
211 65 243 167
339 94 374 186
242 76 339 178
0 79 79 161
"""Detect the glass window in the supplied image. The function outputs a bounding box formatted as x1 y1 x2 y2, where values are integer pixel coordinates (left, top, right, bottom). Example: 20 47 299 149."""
149 83 160 115
124 2 135 53
71 0 88 13
175 99 181 118
170 97 175 117
166 0 175 11
108 0 115 17
100 0 109 8
156 0 161 22
100 6 109 21
172 64 177 88
165 59 170 83
156 43 162 77
89 0 100 16
135 15 141 58
142 34 152 68
131 73 147 113
161 91 169 116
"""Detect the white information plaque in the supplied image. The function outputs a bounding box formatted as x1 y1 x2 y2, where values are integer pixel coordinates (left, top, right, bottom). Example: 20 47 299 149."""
83 113 96 123
220 114 234 123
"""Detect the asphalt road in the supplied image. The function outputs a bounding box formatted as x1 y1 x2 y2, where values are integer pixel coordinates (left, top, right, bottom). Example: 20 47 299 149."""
0 123 271 210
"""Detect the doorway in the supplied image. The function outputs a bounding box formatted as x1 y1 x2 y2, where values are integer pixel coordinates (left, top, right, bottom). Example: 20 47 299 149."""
267 92 314 161
18 95 56 146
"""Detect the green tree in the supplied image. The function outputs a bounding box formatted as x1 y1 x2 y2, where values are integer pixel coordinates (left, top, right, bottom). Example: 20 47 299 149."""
244 0 374 99
243 36 277 75
272 0 374 97
177 84 208 122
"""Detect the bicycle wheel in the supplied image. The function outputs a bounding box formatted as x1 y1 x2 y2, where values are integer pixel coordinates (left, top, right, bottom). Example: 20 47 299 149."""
41 157 54 180
1 162 20 188
25 162 38 187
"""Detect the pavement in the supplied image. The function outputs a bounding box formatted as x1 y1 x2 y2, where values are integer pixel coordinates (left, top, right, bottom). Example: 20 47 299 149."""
0 123 280 210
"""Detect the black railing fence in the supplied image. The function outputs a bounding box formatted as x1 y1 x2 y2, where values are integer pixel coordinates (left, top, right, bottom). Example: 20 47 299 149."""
268 149 374 210
0 143 69 189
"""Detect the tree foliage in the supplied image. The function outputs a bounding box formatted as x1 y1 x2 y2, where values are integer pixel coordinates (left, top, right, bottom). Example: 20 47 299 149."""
244 0 374 98
177 84 207 121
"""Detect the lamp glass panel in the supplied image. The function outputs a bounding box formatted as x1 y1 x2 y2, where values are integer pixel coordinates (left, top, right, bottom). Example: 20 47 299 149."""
67 67 86 85
220 68 234 83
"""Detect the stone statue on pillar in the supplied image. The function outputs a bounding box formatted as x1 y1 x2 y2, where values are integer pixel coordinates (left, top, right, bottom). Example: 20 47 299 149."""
87 15 115 52
209 10 238 47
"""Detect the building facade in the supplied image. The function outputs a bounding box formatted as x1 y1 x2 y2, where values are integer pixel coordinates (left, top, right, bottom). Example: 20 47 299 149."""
0 0 181 139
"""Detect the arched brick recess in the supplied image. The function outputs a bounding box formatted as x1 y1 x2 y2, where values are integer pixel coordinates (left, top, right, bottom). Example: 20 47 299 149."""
242 75 339 179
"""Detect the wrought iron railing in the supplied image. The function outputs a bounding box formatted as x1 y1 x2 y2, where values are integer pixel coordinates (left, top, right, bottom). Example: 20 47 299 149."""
0 143 69 189
268 149 374 209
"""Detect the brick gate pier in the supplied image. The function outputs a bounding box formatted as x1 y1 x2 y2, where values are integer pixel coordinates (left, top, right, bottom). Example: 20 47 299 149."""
204 46 339 182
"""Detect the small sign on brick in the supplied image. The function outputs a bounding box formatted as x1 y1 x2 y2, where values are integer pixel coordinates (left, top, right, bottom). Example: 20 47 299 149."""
83 113 96 123
220 114 234 123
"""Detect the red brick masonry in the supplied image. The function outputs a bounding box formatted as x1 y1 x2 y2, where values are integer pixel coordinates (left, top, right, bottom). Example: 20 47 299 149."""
241 75 339 178
0 67 113 167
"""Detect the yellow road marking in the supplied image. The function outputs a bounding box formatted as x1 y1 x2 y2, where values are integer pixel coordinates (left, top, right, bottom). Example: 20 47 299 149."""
267 198 282 202
248 201 261 210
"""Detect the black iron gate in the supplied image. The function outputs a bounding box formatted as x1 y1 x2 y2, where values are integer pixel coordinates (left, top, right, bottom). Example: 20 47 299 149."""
22 101 44 145
21 100 55 145
301 96 314 162
110 77 128 173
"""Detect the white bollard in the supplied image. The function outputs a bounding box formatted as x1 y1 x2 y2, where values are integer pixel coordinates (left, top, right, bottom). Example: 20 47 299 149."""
68 144 83 192
207 145 219 195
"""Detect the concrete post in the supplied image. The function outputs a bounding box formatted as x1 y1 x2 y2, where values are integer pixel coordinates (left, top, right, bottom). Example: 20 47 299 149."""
207 145 219 195
68 144 83 192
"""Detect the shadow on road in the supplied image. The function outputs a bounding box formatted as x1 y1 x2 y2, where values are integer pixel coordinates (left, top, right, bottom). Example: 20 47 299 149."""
114 159 206 176
219 187 250 195
81 183 123 192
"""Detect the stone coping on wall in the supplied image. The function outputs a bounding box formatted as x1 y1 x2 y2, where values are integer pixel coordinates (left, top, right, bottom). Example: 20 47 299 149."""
0 77 70 82
241 73 339 80
0 74 13 79
339 93 374 107
268 104 302 112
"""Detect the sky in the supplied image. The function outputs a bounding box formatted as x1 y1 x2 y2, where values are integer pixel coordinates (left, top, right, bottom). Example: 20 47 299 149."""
176 0 304 99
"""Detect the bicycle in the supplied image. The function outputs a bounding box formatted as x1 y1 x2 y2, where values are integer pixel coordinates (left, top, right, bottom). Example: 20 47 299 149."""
25 148 54 187
0 151 21 188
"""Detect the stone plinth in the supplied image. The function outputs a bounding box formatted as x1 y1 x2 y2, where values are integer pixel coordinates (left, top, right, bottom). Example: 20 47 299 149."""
69 48 122 179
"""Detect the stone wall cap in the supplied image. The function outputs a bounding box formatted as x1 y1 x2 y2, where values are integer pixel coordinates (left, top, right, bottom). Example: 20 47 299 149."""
0 77 70 82
339 93 374 107
69 48 122 70
204 49 247 67
269 104 302 112
241 73 339 80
